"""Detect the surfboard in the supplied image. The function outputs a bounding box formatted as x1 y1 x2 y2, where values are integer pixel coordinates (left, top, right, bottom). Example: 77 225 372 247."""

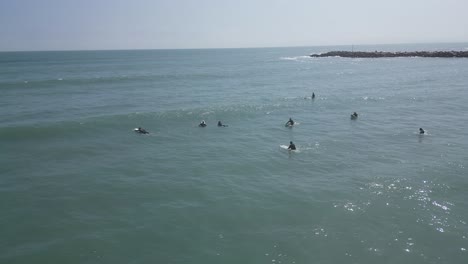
134 128 149 134
280 145 297 151
285 121 300 127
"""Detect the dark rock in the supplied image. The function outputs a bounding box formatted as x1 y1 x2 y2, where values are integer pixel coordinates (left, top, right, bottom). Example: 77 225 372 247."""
310 50 468 58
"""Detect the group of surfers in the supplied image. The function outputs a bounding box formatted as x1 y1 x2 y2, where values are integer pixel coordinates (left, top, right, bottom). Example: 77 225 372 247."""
135 91 426 149
136 115 426 150
135 120 227 134
198 120 227 127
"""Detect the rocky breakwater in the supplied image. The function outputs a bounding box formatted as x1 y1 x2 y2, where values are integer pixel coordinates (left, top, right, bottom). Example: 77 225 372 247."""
310 50 468 58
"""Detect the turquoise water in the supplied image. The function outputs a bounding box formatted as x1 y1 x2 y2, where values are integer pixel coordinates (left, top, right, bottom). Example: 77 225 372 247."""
1 43 468 263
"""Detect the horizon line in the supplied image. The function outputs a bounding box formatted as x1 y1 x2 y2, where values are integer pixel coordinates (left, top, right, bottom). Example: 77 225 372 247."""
1 41 467 53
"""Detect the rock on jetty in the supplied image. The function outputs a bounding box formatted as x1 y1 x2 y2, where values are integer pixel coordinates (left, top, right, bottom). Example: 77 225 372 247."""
310 51 468 58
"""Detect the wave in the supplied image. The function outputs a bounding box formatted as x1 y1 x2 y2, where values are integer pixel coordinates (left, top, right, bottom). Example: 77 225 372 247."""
0 121 93 141
0 72 235 90
0 97 314 142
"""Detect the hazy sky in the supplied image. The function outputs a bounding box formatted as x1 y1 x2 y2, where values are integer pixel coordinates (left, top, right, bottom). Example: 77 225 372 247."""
1 0 467 51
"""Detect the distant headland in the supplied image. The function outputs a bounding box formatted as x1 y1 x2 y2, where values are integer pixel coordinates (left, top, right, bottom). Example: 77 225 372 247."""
310 50 468 58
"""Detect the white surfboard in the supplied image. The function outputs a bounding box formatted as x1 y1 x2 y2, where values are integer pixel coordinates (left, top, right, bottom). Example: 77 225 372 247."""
280 145 299 152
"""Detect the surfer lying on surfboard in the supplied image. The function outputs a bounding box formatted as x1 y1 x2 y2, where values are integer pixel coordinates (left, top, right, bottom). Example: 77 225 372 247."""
134 127 149 134
217 121 228 127
285 118 295 127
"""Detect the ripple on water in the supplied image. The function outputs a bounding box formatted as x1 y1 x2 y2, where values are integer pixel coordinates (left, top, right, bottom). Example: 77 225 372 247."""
334 201 370 213
359 175 467 258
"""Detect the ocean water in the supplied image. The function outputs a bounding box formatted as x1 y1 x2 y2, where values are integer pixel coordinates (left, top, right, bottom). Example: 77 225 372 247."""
1 43 468 264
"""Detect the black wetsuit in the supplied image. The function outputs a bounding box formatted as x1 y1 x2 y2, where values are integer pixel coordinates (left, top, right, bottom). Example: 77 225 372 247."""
288 144 296 150
136 128 149 134
199 123 207 127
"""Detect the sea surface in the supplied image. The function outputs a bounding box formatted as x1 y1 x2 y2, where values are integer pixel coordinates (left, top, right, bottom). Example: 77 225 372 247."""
1 43 468 264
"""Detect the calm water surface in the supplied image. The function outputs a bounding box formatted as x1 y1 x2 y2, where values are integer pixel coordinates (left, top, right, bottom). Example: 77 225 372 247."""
1 43 468 263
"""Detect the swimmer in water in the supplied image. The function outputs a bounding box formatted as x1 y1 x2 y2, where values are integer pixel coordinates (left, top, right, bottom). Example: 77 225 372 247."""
135 127 149 134
288 141 296 150
199 120 207 127
312 92 315 99
419 128 425 134
351 112 358 119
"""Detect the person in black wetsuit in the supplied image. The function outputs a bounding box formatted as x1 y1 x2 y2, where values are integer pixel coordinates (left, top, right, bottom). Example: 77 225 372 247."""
135 127 149 134
217 121 227 127
419 128 425 134
285 118 295 126
351 112 358 119
312 92 315 99
199 120 207 127
288 141 296 150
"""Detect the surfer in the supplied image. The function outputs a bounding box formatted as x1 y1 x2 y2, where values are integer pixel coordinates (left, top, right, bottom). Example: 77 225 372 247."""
419 128 425 134
285 118 295 127
351 112 358 119
135 127 149 134
312 92 315 99
199 120 207 127
288 141 296 150
217 121 227 127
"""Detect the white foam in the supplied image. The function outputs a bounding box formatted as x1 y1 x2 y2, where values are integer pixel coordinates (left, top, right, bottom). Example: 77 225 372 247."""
279 56 310 61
